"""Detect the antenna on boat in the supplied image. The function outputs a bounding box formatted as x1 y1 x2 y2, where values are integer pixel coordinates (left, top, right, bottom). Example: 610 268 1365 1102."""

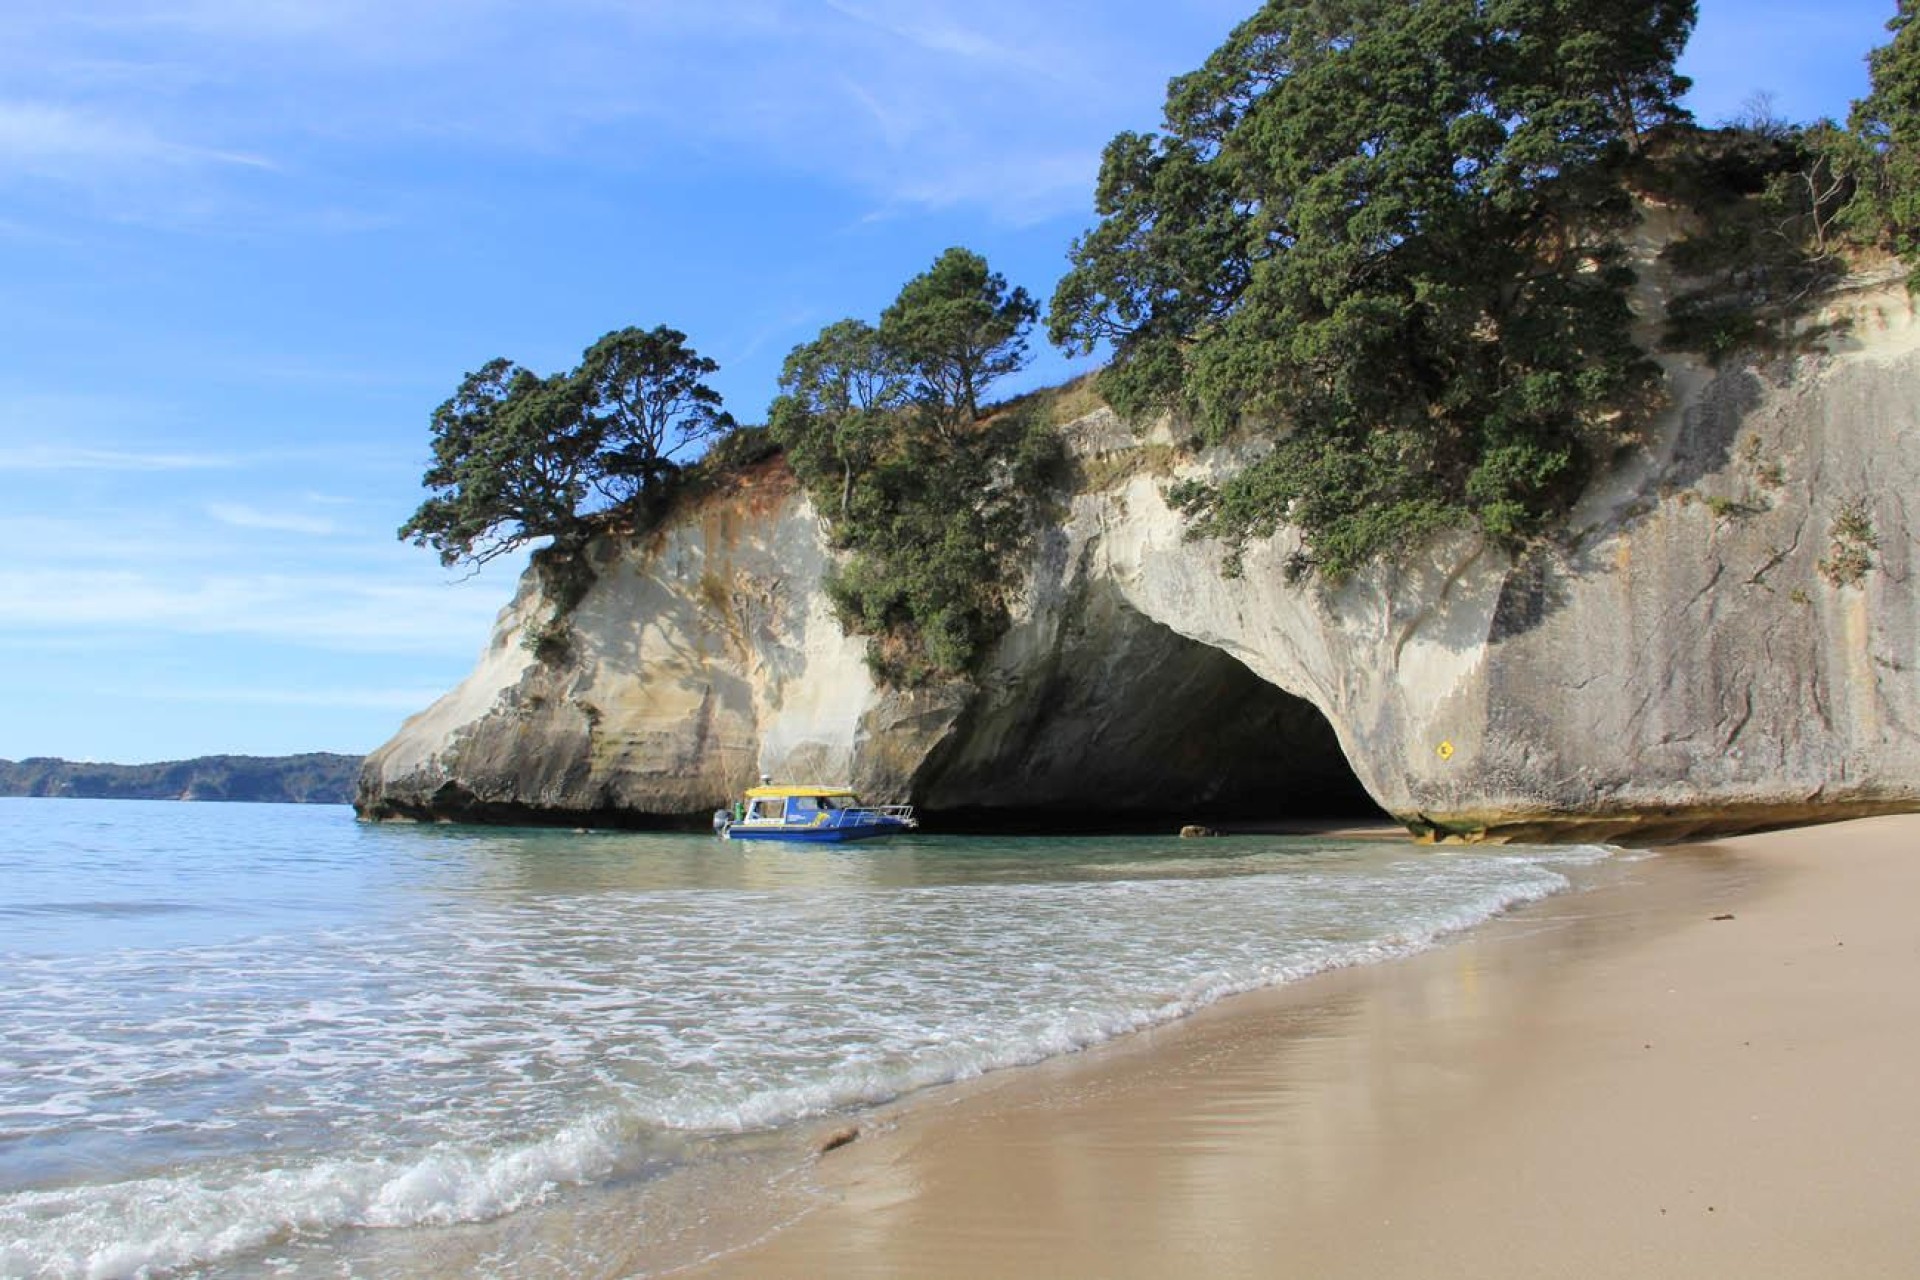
760 773 773 786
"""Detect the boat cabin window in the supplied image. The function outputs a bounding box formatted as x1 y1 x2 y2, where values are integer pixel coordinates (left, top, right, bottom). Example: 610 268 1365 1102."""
820 794 854 811
749 798 783 821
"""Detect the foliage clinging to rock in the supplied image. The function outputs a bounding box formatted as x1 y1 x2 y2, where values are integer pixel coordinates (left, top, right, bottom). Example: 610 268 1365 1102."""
1844 0 1920 262
1655 8 1920 364
1647 123 1854 362
1819 498 1881 588
771 249 1061 684
1050 0 1693 582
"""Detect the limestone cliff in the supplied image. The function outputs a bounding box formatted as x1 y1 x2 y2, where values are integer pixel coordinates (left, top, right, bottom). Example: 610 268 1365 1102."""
358 273 1920 841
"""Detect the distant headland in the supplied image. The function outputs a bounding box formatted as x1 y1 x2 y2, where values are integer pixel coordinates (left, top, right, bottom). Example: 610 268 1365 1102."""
0 754 362 805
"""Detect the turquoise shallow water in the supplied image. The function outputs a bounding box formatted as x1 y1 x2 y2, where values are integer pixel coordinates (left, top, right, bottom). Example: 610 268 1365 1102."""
0 798 1610 1278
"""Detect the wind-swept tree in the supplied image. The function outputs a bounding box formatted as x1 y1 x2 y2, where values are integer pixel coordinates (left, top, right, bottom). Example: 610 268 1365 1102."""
400 360 592 567
400 327 730 568
576 326 733 504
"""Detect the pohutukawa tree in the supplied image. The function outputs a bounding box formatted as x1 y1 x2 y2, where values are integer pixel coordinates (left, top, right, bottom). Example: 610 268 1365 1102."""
401 325 731 568
1049 0 1697 581
575 327 732 504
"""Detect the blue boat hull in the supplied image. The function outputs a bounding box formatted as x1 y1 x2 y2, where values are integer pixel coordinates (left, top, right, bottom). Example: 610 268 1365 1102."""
726 820 912 843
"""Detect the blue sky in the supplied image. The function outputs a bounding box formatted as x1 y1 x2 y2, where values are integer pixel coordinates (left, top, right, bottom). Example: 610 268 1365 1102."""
0 0 1902 764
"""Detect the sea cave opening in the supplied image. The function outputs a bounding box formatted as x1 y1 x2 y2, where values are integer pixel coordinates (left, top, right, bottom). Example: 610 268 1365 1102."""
914 600 1387 835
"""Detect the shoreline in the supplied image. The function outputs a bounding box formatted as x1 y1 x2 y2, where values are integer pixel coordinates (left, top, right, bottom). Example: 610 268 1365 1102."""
680 814 1920 1278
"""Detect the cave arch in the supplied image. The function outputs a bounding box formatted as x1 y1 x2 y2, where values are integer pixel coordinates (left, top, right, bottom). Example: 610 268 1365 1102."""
912 589 1384 833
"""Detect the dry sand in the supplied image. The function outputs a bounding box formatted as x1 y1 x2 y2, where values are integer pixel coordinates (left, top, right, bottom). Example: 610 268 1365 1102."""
682 815 1920 1278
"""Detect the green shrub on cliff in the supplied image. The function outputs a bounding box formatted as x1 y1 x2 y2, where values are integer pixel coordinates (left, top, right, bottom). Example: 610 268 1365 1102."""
1654 9 1920 363
1048 0 1692 582
1647 121 1853 362
1819 498 1880 587
771 249 1061 684
819 406 1061 684
1844 1 1920 261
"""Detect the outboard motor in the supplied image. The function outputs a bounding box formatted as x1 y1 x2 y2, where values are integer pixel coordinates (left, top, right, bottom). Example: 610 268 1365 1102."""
712 808 732 837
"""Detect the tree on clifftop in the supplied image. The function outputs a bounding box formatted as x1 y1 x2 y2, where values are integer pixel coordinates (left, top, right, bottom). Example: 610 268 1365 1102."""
400 326 731 568
1049 0 1695 581
768 318 909 517
399 359 589 568
576 327 732 504
881 247 1038 430
1844 0 1920 260
766 250 1060 684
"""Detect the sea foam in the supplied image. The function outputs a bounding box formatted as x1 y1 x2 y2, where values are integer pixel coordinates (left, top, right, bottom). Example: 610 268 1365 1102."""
0 805 1612 1279
0 1112 629 1279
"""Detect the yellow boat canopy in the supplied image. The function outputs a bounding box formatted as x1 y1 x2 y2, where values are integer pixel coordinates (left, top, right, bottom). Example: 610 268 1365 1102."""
744 785 859 800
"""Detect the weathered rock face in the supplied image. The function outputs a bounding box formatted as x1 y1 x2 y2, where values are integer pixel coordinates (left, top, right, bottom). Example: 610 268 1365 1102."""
358 466 967 826
359 276 1920 841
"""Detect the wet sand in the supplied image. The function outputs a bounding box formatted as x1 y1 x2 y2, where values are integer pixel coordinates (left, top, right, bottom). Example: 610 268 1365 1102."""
683 815 1920 1278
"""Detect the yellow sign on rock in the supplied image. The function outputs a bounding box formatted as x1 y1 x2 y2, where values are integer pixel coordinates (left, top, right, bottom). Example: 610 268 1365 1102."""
1436 740 1455 761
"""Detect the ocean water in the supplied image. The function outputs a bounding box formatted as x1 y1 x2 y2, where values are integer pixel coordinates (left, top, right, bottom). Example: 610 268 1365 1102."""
0 798 1612 1278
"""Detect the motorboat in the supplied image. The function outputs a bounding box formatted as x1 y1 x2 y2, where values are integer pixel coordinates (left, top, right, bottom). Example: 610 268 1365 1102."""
713 783 918 843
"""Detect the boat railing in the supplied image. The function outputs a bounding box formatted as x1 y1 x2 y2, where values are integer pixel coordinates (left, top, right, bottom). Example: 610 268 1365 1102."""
835 804 917 826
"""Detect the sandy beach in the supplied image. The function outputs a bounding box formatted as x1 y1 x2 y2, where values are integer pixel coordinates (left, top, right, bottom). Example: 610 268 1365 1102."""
684 815 1920 1278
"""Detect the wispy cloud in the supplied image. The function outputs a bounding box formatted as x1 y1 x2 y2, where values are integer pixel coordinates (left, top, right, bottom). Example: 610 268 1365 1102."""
0 212 84 245
0 566 506 655
0 444 241 471
0 99 273 178
206 502 339 536
0 515 250 564
1 0 1157 230
825 1 1031 69
836 75 915 152
877 149 1105 227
